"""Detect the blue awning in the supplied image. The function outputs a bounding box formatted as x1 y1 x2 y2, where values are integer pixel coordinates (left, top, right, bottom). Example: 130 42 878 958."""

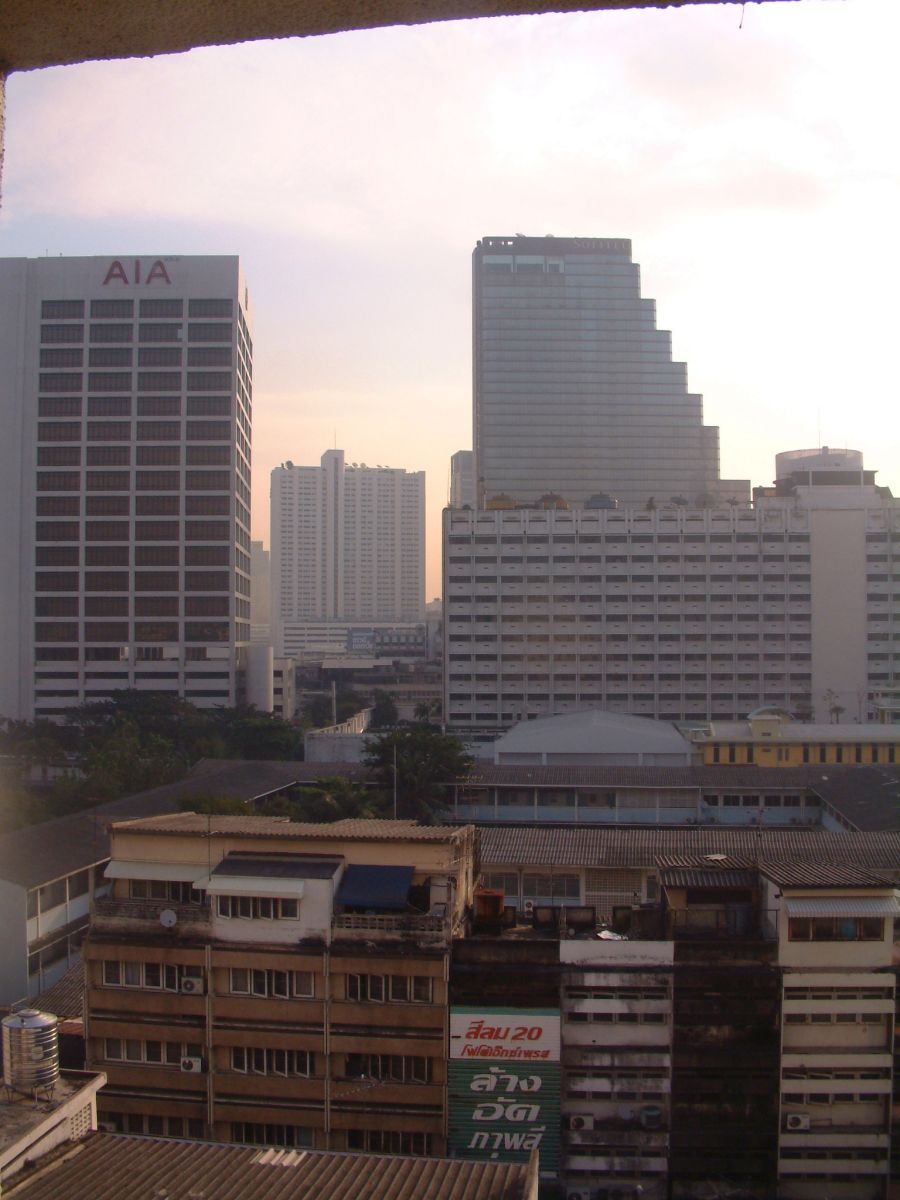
336 865 414 911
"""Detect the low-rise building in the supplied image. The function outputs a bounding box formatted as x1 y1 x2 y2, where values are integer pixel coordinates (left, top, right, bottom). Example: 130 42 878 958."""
84 815 475 1154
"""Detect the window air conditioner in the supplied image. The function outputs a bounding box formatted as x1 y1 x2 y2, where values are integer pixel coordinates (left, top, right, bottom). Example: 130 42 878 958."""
786 1113 810 1131
568 1113 594 1132
180 977 203 995
180 1057 203 1074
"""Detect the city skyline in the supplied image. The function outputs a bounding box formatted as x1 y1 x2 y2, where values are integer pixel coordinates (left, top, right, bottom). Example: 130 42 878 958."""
1 2 899 596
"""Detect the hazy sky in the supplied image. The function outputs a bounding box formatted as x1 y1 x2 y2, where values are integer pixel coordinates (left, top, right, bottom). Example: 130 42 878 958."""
2 0 899 598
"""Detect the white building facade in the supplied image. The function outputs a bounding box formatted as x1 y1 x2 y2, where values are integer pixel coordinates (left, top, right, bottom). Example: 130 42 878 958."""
271 450 425 655
472 235 748 510
0 255 253 721
443 451 899 731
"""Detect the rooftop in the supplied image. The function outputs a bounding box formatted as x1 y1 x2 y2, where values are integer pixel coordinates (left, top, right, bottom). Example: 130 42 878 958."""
0 1072 104 1164
492 709 691 762
4 1134 536 1200
758 861 899 890
114 813 469 843
480 825 900 871
30 960 85 1020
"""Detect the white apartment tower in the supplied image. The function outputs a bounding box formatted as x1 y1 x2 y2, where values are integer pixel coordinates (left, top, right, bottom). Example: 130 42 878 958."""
443 449 900 730
271 451 425 651
0 255 253 721
473 235 748 509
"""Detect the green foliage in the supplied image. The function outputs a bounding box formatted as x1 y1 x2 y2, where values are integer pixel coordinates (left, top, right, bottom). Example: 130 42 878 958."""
181 777 383 824
0 691 304 826
363 725 472 823
370 690 399 729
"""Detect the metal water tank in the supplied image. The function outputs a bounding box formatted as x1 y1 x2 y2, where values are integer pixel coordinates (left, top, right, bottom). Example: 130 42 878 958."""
2 1009 59 1095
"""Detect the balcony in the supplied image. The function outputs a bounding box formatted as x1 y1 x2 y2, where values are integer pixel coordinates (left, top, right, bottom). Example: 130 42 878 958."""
92 897 211 937
332 912 450 947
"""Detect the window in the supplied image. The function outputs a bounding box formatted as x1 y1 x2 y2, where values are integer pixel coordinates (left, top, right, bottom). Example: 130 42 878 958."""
231 1123 313 1149
346 1130 431 1156
91 299 133 318
43 300 84 319
346 974 432 1003
102 960 192 990
137 395 181 415
228 968 313 998
189 299 233 318
230 1047 313 1077
216 895 299 920
789 916 884 942
344 1053 430 1083
140 299 183 318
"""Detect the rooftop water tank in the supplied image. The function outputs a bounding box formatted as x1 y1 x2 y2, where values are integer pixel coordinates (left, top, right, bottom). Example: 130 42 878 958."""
2 1009 59 1097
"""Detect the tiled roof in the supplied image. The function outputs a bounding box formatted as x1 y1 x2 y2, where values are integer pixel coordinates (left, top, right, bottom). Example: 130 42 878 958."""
758 861 898 889
479 825 900 871
659 868 757 890
30 958 85 1019
116 813 468 842
4 1134 535 1200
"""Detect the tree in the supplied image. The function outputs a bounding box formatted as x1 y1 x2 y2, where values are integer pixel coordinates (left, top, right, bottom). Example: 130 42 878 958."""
413 698 442 726
370 690 399 729
363 726 472 823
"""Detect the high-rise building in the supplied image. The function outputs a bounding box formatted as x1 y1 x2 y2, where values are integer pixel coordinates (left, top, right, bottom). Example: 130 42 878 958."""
449 450 474 509
249 540 271 643
472 235 748 509
271 450 425 655
443 449 899 730
0 255 253 721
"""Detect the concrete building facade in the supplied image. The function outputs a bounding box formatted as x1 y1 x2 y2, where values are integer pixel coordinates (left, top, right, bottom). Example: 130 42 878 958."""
271 450 425 656
472 235 748 511
450 449 475 509
0 254 253 721
443 451 900 731
84 814 475 1154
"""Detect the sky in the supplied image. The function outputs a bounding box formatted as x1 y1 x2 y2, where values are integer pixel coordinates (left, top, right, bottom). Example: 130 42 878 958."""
2 0 899 600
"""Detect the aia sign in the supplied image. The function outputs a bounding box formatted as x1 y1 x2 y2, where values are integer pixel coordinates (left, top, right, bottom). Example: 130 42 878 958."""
103 259 172 285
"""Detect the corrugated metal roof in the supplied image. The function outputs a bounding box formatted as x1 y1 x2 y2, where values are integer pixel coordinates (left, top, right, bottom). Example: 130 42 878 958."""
660 869 756 890
4 1133 534 1200
759 862 898 888
116 814 466 842
785 897 900 917
479 826 900 871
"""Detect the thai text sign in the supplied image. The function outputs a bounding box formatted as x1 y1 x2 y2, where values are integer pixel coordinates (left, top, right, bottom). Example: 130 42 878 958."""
449 1008 560 1173
450 1005 560 1061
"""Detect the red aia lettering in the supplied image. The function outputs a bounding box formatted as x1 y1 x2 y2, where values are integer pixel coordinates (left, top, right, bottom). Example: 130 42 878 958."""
102 259 172 285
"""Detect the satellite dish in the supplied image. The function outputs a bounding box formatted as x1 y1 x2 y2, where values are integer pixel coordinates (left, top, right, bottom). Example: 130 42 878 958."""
160 909 178 928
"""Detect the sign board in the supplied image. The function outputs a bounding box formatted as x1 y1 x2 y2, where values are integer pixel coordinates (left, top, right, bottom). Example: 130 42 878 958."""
448 1007 560 1174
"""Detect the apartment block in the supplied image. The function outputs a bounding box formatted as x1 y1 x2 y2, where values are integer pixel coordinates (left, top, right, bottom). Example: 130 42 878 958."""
474 826 899 1199
472 235 748 510
0 255 253 721
443 450 900 730
270 450 424 657
84 815 475 1154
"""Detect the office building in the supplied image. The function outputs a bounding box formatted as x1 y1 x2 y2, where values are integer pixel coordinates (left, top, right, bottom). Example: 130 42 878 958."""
449 449 475 509
84 814 475 1153
0 255 252 722
472 235 748 509
443 449 899 731
271 450 425 655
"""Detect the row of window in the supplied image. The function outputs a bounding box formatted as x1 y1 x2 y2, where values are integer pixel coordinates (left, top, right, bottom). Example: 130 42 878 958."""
346 974 433 1004
104 1038 202 1064
567 1012 667 1025
216 895 299 921
38 396 233 418
38 420 232 441
39 441 232 465
787 917 884 942
42 298 233 319
231 1047 314 1077
784 1012 887 1025
36 520 233 541
37 545 229 565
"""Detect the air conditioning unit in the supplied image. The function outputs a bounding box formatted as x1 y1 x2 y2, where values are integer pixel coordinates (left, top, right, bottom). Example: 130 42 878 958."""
568 1113 594 1132
180 977 203 995
180 1057 203 1074
786 1113 810 1131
